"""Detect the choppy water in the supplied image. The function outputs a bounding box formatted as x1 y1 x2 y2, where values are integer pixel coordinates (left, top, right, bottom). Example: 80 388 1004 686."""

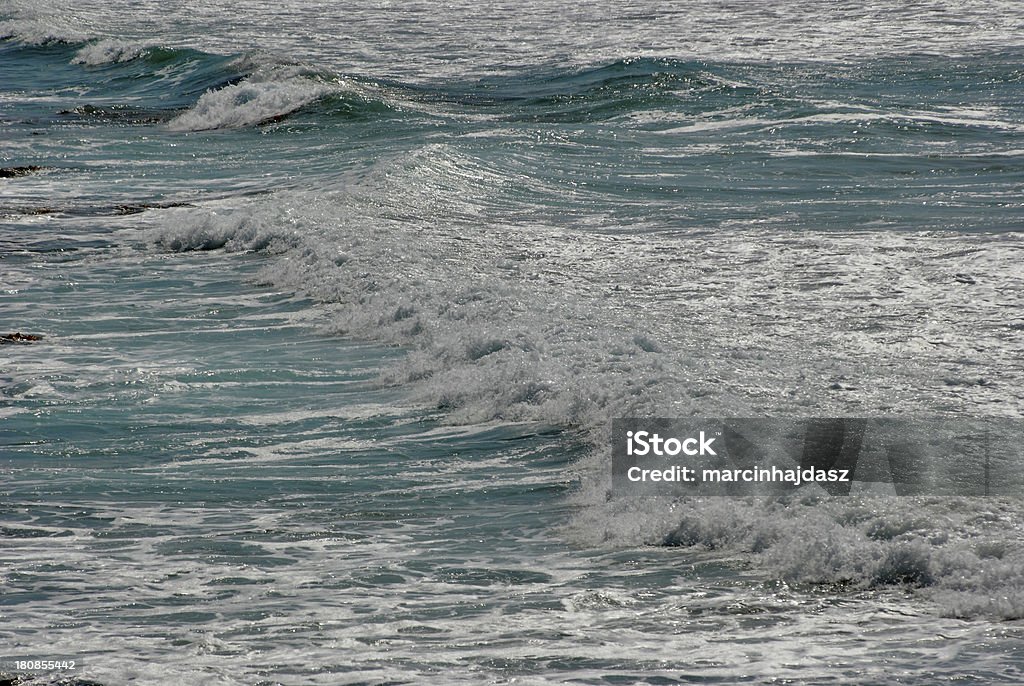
2 1 1024 683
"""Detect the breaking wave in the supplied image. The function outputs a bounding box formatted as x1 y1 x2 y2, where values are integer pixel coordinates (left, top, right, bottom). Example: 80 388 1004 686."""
143 130 1024 617
579 492 1024 619
0 16 89 45
167 71 332 131
71 37 148 65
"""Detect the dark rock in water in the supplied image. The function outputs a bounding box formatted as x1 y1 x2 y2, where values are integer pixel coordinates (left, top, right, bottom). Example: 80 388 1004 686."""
0 166 45 178
59 104 170 125
0 205 57 216
0 333 44 344
113 201 194 215
3 200 195 218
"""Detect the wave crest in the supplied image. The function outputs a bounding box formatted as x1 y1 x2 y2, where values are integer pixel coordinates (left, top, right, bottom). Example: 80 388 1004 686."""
71 38 148 65
0 17 89 45
167 70 332 131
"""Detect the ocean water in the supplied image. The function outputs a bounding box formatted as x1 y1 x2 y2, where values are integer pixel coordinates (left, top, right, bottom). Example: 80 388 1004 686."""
2 0 1024 683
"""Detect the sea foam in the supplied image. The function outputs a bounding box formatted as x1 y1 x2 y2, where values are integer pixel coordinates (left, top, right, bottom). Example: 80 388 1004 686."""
72 38 148 65
167 69 332 131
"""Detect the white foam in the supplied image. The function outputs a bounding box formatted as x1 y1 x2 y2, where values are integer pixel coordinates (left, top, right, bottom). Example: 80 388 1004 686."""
71 38 147 65
0 17 89 45
167 70 331 131
154 141 1024 428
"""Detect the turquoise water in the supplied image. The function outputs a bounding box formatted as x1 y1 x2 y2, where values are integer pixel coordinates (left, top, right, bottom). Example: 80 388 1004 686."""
3 1 1024 683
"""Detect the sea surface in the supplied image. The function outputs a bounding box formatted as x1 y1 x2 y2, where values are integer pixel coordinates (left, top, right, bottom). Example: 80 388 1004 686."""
2 1 1024 683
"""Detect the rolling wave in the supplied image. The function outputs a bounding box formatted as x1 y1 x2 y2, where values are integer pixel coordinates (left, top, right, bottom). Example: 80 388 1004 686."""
8 16 1022 143
141 132 1024 617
